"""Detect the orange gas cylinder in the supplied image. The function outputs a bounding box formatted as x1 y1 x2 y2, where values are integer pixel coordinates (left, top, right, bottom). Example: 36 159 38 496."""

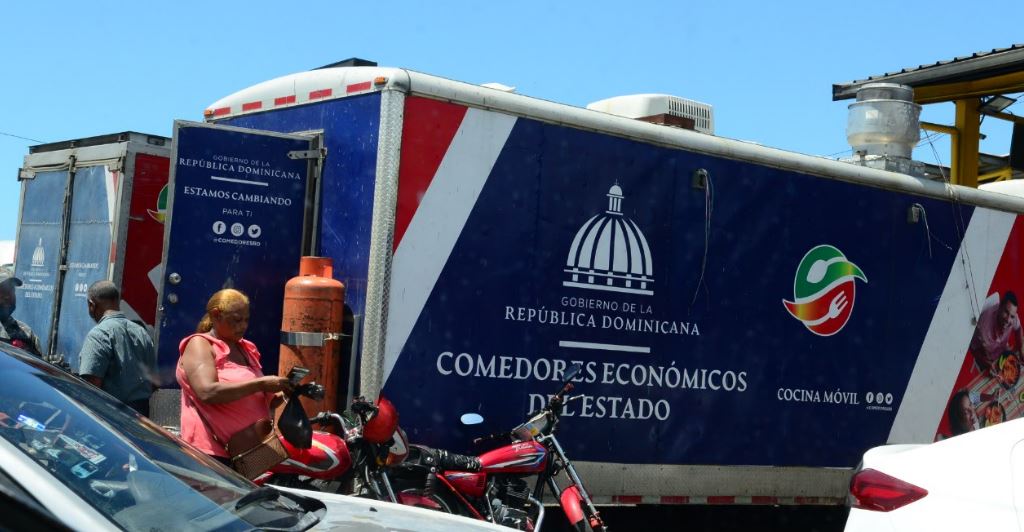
279 257 345 416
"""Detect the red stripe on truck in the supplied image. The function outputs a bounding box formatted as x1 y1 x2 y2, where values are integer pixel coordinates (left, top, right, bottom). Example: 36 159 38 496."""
274 95 296 106
613 496 643 504
346 81 373 93
393 97 469 251
242 101 263 111
707 496 736 505
212 107 231 117
309 88 333 100
660 496 690 504
751 496 779 505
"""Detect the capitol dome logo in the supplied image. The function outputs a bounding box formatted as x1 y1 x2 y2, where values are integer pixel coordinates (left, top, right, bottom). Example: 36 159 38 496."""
782 245 867 336
563 184 654 296
31 238 45 268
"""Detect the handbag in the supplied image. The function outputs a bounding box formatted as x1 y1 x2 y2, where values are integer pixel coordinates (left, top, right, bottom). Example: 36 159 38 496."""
188 396 288 479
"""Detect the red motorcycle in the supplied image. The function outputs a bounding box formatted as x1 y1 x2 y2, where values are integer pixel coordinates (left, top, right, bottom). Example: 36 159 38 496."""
256 381 407 502
392 363 607 531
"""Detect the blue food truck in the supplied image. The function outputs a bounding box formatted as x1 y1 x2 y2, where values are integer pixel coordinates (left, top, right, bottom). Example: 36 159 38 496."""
80 62 1024 505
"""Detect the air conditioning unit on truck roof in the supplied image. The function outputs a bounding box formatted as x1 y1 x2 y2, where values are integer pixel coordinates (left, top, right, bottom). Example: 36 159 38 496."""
587 93 714 134
22 63 1024 510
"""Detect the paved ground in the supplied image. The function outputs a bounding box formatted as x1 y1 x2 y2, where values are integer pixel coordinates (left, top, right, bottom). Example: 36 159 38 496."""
542 505 848 531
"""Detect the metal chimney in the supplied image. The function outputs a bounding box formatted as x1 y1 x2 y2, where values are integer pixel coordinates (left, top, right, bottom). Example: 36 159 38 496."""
845 83 923 175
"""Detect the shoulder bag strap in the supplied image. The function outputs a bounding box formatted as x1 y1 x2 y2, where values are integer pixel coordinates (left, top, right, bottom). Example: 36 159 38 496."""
185 393 228 452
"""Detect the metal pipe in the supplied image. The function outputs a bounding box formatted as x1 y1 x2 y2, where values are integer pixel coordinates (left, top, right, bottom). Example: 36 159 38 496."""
380 470 398 503
548 435 602 523
985 110 1024 126
529 496 546 532
47 155 77 363
921 122 959 136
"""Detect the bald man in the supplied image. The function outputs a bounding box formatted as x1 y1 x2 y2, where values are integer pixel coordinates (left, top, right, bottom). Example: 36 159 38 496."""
78 280 157 416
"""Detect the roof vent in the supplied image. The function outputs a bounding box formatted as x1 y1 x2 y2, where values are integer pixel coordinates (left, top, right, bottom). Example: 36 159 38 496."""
847 83 920 159
587 94 714 134
845 83 923 176
314 58 377 70
481 82 516 93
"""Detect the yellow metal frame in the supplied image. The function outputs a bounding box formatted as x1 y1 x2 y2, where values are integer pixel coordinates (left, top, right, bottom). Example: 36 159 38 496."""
979 167 1013 183
913 71 1024 105
916 98 1024 187
897 68 1024 187
953 98 982 188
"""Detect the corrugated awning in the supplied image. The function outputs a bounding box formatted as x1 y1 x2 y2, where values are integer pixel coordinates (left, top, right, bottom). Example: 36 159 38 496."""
833 44 1024 103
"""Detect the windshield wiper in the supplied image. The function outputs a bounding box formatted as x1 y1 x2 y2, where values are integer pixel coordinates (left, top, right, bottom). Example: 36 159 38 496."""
232 487 322 532
234 486 279 510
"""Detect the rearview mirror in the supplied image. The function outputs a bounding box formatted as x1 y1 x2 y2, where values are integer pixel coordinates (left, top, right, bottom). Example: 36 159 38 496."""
563 363 582 383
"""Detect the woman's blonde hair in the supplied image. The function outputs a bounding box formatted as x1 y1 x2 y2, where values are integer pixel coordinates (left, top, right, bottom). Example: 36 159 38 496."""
196 288 250 333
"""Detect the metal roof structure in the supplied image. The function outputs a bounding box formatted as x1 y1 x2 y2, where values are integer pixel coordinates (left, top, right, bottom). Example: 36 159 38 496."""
833 44 1024 187
833 44 1024 103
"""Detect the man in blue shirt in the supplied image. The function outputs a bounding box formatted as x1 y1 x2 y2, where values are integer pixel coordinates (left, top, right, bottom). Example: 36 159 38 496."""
78 280 157 416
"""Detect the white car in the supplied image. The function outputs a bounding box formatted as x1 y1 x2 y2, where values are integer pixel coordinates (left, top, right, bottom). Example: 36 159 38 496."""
845 418 1024 531
0 344 507 532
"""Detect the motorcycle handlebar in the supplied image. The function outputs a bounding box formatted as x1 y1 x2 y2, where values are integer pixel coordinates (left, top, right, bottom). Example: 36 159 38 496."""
293 382 325 400
350 398 378 420
472 385 583 446
553 382 575 402
309 412 330 425
472 431 510 446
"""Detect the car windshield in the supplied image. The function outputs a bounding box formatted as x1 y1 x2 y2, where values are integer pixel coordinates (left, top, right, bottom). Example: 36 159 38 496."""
0 349 321 531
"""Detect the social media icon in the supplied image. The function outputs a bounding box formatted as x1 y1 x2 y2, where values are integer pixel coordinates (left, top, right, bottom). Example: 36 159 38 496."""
247 224 262 238
231 223 244 237
212 221 226 235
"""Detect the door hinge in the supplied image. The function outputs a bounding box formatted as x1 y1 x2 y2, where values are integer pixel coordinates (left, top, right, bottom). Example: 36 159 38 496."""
288 148 327 160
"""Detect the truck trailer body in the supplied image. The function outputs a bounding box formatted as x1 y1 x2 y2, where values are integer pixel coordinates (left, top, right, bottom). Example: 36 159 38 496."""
22 66 1024 504
13 132 170 368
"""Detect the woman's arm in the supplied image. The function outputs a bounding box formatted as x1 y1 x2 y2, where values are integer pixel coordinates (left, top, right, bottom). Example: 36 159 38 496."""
181 337 290 404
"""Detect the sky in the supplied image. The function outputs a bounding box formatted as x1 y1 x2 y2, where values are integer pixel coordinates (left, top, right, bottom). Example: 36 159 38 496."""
2 1 1022 245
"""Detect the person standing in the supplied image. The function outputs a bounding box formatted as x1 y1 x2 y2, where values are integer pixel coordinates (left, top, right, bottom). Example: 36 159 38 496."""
177 288 291 464
78 280 158 416
0 269 43 358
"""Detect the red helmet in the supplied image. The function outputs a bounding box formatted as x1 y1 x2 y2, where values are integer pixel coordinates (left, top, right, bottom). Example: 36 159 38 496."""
363 396 399 444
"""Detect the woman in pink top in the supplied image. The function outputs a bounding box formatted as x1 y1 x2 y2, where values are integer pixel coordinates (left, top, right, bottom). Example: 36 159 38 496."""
176 288 292 462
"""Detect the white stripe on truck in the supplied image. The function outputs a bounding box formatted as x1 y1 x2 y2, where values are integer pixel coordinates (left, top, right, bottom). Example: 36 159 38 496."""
888 207 1015 443
382 109 518 385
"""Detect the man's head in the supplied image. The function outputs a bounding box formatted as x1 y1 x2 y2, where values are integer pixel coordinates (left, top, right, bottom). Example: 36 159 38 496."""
0 269 22 322
999 291 1020 328
86 281 121 322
